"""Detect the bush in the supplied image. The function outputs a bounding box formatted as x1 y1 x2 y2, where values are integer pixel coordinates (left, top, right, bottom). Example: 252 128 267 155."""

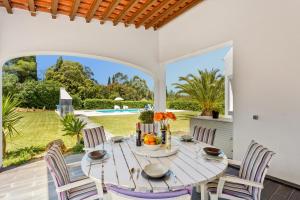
72 143 84 154
15 80 60 109
139 110 154 123
83 99 152 109
72 94 83 109
4 146 45 167
167 100 201 111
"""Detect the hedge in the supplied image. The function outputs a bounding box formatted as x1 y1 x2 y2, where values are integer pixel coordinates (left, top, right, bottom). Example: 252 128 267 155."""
83 99 153 109
167 100 201 111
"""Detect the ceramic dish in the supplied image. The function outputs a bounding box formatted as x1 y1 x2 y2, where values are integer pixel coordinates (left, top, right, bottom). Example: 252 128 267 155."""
111 136 124 143
203 147 221 156
181 135 193 142
88 150 107 160
143 163 169 178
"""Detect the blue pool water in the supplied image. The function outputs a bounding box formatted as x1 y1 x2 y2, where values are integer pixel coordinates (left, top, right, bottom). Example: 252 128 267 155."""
96 109 140 113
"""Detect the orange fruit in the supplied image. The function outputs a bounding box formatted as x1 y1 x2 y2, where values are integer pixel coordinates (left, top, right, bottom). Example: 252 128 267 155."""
149 142 156 145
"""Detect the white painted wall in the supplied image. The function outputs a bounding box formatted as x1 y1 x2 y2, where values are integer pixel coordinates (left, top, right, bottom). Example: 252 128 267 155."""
1 0 300 185
159 0 300 184
0 8 164 166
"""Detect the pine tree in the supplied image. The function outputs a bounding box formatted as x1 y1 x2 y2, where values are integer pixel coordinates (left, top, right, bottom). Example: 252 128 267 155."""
107 76 111 85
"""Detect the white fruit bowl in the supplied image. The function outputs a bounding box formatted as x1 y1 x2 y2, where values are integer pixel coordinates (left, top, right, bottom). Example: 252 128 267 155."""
143 143 161 151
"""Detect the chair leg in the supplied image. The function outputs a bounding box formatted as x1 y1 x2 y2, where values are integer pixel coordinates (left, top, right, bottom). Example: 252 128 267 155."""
95 181 103 199
209 193 218 200
200 183 208 200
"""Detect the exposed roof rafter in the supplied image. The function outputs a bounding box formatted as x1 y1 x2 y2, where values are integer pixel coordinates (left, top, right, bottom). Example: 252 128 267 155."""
70 0 81 21
100 0 122 24
113 0 137 26
127 0 156 25
135 0 171 28
155 0 203 29
0 0 203 30
28 0 36 16
3 0 13 14
145 0 189 29
86 0 103 23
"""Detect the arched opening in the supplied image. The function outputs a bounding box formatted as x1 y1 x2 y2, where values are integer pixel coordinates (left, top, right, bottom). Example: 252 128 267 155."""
1 53 155 167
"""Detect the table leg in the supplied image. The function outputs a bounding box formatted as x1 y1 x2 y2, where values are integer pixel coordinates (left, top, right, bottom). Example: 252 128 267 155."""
200 183 208 200
95 181 103 199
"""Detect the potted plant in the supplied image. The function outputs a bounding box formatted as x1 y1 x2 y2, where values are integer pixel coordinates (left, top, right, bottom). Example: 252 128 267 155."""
154 112 176 144
212 104 222 119
138 110 155 135
138 110 154 124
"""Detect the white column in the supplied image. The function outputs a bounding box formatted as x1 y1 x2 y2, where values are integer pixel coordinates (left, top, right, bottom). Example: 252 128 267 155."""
224 47 233 117
154 65 166 112
0 64 3 168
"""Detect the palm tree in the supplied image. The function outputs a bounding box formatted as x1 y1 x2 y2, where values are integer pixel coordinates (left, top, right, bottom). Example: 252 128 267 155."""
2 95 23 157
61 114 87 144
173 69 225 116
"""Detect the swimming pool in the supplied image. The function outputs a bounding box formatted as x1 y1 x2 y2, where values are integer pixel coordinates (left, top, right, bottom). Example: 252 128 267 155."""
96 109 140 113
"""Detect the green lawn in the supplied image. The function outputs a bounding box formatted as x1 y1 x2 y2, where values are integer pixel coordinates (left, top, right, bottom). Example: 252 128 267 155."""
89 111 199 136
4 111 76 167
3 110 199 167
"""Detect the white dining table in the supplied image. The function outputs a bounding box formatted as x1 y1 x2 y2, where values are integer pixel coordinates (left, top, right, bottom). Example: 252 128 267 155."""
81 137 228 200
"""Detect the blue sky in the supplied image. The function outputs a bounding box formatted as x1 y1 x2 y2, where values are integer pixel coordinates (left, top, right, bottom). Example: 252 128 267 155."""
37 56 155 89
166 45 232 91
36 45 231 92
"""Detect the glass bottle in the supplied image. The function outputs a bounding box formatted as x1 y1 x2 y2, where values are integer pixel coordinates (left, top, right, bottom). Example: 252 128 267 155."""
136 122 142 146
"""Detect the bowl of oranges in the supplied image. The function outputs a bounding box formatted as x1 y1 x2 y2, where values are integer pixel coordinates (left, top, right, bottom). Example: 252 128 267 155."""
143 133 162 151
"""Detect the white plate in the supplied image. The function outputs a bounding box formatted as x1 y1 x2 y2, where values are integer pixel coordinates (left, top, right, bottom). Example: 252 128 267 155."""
143 163 169 178
111 136 124 142
181 135 193 141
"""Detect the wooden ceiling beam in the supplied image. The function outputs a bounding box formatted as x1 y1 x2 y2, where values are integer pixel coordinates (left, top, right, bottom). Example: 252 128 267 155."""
113 0 137 26
135 0 172 28
2 0 13 14
145 0 189 29
127 0 156 25
155 0 202 29
28 0 36 16
51 0 59 19
86 0 103 23
100 0 122 23
69 0 81 21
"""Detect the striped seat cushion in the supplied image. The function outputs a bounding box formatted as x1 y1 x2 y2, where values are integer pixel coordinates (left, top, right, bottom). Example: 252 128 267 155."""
45 145 71 200
239 140 275 200
140 123 159 134
208 179 253 200
83 126 107 148
68 182 98 200
192 126 216 145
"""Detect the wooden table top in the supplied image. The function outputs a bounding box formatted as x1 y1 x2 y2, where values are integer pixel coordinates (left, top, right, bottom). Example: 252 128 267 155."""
81 137 228 192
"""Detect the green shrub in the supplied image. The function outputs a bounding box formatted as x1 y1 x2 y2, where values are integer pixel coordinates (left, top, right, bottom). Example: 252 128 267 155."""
83 99 152 109
14 80 60 109
167 100 201 111
3 146 45 167
139 110 154 123
72 94 83 109
72 143 84 153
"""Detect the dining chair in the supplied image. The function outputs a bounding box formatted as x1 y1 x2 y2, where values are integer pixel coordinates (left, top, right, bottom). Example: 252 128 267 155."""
44 145 103 200
107 184 192 200
208 140 275 200
140 123 159 134
192 125 216 145
83 126 107 151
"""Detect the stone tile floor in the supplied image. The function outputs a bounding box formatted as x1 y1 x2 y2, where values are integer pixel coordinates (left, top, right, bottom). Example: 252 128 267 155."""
0 153 299 200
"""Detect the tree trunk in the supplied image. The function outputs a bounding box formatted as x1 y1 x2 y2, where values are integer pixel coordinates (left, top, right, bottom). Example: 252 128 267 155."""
2 132 6 158
201 110 212 116
76 134 80 145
